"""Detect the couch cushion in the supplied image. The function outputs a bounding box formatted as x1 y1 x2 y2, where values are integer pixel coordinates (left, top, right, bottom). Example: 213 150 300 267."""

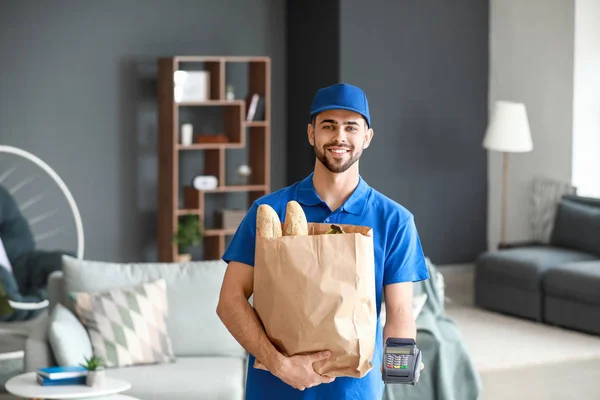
550 197 600 257
106 356 245 400
70 278 175 368
543 261 600 305
61 256 245 358
475 246 598 291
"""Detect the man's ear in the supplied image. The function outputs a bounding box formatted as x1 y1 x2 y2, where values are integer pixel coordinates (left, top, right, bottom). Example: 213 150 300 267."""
363 128 374 149
307 123 315 146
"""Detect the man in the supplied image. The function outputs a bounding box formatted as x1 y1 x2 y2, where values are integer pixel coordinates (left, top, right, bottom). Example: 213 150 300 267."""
217 83 430 399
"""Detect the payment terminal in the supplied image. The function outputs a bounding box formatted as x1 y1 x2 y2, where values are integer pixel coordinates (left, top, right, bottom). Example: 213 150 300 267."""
382 338 422 385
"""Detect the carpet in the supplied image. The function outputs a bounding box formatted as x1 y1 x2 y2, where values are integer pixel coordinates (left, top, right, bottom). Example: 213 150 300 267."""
446 306 600 372
479 358 600 400
439 264 600 398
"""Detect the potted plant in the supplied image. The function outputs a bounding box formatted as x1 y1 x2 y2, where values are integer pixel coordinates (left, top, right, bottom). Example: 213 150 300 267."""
80 355 104 387
172 214 203 262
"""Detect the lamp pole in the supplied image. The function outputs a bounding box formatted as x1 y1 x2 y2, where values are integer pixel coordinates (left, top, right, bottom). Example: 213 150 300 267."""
501 152 508 247
482 101 533 251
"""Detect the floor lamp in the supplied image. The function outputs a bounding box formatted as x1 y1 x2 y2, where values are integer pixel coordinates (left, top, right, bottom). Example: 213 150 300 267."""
483 101 533 248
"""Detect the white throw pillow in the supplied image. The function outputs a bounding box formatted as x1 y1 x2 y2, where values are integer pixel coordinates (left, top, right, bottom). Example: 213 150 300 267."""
48 303 93 366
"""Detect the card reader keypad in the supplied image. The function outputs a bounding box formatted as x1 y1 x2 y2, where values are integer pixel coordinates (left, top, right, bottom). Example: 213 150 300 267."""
386 354 409 369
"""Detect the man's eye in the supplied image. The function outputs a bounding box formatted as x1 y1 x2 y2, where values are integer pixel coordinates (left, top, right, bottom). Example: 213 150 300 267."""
323 125 333 130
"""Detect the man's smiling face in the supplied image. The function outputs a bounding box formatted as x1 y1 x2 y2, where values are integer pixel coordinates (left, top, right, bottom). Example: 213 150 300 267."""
308 109 374 174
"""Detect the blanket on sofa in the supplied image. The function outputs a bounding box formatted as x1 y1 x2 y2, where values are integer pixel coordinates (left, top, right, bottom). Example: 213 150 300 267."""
0 185 71 321
383 259 482 400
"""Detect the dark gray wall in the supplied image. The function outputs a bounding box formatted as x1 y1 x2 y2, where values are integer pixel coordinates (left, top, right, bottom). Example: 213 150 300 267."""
0 0 286 262
287 0 489 264
286 0 340 184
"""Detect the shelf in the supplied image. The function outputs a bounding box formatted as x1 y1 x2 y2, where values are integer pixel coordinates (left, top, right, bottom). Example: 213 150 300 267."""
174 56 225 63
176 209 202 216
204 228 238 236
205 185 267 193
158 55 271 262
174 56 270 63
178 143 244 150
222 56 271 63
244 121 268 127
186 185 268 194
177 100 244 107
179 102 244 146
183 185 268 215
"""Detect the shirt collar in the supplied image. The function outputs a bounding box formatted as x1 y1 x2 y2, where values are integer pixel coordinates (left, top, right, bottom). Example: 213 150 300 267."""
297 172 371 215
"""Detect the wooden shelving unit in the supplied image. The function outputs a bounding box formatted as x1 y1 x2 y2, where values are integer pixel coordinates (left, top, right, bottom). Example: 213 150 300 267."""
157 56 271 261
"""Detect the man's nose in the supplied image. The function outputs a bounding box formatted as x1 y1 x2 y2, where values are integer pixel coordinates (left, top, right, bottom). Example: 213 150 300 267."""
332 128 348 143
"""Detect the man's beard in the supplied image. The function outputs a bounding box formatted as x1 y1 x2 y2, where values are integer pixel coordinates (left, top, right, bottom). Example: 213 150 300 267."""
314 143 363 173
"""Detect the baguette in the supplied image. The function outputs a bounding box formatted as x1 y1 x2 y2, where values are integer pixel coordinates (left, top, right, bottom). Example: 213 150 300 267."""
283 201 309 236
256 204 282 239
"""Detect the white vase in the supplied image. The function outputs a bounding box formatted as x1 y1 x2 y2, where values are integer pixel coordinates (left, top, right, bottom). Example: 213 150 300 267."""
181 124 193 146
86 369 105 387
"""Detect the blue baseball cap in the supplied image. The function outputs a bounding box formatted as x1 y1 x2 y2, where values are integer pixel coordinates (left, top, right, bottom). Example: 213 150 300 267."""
309 83 371 127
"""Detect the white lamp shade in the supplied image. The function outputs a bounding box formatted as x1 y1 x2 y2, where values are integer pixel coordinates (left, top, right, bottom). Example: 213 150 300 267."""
483 101 533 152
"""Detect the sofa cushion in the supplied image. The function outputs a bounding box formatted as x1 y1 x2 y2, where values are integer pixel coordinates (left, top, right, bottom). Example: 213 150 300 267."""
475 246 598 291
70 278 175 368
543 261 600 305
106 356 245 400
550 197 600 257
61 256 245 358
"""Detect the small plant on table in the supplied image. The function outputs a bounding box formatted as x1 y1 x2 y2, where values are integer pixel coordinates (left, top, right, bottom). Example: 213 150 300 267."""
81 355 105 386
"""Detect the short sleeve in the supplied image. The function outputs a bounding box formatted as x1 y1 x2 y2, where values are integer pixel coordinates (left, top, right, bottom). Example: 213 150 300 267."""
383 215 430 285
222 202 259 267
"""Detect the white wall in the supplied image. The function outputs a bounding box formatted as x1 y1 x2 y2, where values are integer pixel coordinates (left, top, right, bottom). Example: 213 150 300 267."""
488 0 575 249
572 0 600 198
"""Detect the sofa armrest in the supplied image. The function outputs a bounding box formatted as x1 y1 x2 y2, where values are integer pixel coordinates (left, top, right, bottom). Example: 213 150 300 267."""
23 315 54 372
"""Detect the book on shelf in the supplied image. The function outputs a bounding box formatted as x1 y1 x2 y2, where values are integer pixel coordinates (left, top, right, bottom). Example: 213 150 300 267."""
246 93 265 121
37 365 88 380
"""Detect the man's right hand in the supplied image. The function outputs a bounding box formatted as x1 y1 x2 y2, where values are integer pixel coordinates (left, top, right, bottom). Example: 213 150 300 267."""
273 351 335 391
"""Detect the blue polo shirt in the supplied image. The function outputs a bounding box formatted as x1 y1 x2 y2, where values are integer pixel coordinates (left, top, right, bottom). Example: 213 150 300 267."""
222 172 430 400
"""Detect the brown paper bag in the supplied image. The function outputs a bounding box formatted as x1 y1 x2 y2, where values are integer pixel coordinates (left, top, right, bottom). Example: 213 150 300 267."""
253 222 377 378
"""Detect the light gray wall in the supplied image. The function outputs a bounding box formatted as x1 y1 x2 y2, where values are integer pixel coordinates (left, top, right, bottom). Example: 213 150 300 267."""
0 0 286 262
488 0 575 248
339 0 489 264
572 0 600 198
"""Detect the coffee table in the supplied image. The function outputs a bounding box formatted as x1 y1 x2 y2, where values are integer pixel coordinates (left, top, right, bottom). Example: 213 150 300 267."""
5 371 135 400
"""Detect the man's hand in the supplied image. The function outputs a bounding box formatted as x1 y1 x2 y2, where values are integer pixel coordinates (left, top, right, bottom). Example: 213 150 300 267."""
272 351 335 391
382 282 426 373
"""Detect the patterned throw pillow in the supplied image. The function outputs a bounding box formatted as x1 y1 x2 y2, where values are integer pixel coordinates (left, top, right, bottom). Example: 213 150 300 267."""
70 279 175 368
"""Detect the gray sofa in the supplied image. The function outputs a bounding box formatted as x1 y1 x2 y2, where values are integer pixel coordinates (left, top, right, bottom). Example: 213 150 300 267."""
475 194 600 335
24 256 247 400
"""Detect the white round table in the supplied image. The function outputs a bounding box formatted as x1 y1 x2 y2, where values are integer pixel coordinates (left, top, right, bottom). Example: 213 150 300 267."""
5 372 135 399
